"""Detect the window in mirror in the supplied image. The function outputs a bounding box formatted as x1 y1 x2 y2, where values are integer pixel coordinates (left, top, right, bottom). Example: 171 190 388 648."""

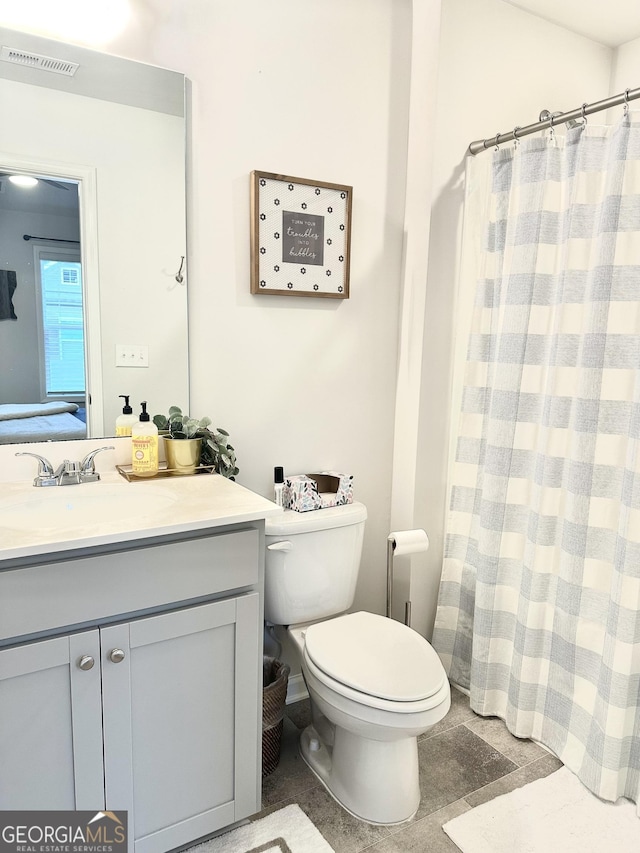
36 247 85 403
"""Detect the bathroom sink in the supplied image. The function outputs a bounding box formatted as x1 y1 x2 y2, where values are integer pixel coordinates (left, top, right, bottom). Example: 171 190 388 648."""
0 484 178 531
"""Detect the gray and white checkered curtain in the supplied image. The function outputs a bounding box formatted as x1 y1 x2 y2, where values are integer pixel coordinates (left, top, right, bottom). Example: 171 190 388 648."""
432 114 640 811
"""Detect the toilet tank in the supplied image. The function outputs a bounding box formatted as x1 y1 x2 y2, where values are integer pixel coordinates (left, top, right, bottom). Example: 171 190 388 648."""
264 502 367 625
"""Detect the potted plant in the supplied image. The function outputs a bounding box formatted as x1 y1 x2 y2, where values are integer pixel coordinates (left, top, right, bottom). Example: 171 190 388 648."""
153 406 239 478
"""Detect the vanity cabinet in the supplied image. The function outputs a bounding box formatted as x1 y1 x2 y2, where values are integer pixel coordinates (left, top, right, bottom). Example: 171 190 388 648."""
0 524 264 853
103 594 260 853
0 628 105 809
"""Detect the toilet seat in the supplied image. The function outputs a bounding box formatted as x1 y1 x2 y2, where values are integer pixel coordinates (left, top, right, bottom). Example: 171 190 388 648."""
303 611 446 706
302 646 449 715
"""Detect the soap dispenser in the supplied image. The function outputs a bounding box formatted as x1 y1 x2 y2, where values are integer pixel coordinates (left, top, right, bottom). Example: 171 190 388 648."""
131 401 159 477
115 395 137 436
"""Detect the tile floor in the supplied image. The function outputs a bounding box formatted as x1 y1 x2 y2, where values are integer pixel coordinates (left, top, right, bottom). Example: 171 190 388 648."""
254 686 563 852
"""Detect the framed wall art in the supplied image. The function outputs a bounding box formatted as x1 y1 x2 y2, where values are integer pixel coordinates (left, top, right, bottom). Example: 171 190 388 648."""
250 171 352 299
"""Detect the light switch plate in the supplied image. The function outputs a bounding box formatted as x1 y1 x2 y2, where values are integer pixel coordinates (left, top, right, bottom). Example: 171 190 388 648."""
116 344 149 367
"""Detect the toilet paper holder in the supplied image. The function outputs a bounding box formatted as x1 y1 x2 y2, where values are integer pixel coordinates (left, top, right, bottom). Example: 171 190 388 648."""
386 529 429 627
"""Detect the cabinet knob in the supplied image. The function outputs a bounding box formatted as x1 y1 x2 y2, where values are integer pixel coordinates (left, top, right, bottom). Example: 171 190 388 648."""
109 648 126 664
78 655 95 671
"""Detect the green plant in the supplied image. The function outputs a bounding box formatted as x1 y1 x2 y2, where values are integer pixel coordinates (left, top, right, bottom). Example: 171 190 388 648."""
153 406 239 479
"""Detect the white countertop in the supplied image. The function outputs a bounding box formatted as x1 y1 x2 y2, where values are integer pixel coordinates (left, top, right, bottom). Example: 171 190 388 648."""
0 471 282 563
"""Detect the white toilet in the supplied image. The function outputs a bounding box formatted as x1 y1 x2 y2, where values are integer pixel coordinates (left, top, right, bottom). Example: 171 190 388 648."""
264 502 451 825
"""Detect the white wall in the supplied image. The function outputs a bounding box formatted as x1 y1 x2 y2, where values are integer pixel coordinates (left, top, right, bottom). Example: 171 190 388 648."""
611 36 640 98
412 0 612 639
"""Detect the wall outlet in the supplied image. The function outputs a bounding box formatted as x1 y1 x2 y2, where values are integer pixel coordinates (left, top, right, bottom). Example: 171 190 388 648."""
115 344 149 367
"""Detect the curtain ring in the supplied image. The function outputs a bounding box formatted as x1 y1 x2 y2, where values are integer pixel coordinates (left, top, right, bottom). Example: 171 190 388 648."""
581 103 588 124
548 113 556 143
494 132 501 151
624 88 630 117
513 126 521 147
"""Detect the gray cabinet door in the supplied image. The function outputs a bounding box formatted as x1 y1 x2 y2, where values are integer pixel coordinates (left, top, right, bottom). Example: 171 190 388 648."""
101 593 261 853
0 630 105 809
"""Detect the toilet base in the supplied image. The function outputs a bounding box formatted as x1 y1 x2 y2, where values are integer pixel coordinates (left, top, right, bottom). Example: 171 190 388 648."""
299 724 420 825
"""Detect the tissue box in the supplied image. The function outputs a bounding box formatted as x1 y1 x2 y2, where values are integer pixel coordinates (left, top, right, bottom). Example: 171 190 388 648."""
284 472 353 512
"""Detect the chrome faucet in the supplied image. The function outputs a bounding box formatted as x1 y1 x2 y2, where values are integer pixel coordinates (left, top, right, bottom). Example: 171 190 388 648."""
16 446 115 487
15 452 58 487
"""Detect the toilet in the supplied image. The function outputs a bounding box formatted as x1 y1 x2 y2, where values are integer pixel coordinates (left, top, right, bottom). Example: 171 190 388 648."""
264 502 451 825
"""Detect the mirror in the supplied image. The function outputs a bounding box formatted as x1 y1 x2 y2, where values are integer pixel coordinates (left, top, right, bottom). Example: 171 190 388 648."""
0 26 189 444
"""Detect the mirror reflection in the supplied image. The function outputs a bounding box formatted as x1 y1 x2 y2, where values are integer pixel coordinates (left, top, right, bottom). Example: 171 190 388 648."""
0 171 87 442
0 26 189 444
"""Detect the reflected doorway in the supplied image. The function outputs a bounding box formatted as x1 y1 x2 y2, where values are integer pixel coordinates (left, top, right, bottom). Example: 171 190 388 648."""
0 170 88 443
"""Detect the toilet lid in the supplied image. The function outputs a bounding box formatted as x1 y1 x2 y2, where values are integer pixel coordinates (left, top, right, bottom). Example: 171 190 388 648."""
303 611 446 702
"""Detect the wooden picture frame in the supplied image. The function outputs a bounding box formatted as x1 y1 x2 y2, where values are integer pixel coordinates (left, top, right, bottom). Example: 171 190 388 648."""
250 171 352 298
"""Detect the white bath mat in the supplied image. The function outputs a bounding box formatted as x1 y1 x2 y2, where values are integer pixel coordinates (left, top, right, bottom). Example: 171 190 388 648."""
443 767 638 853
186 804 334 853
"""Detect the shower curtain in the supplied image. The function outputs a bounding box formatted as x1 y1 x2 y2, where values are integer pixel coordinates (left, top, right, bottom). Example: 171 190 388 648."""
432 113 640 812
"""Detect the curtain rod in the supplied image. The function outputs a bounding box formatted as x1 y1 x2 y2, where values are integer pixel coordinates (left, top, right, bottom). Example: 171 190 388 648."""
23 234 80 244
468 86 640 156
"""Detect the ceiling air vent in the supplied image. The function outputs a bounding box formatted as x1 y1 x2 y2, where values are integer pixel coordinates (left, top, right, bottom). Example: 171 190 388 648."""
0 45 79 77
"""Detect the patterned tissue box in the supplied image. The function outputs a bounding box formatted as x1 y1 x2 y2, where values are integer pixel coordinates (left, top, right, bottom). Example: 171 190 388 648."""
283 472 353 512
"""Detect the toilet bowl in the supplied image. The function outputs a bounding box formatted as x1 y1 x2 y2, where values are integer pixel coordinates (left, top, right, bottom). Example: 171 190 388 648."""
288 611 450 824
264 502 451 824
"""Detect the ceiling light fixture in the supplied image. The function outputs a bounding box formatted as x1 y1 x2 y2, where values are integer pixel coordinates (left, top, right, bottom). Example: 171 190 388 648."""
8 175 39 188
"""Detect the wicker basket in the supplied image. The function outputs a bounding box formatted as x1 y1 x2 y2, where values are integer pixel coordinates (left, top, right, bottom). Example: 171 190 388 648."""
262 657 290 777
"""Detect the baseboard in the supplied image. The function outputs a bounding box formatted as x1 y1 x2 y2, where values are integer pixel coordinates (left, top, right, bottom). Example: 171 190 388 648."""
286 672 308 704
